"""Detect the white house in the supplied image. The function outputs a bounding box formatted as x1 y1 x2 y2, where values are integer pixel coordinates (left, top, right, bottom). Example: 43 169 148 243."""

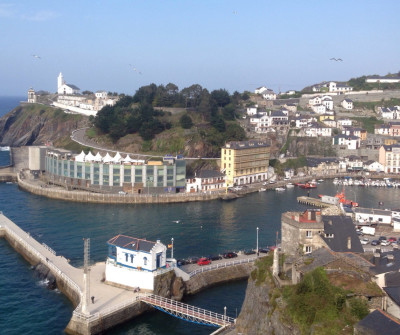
246 106 258 116
332 134 360 149
364 160 384 172
255 86 268 94
337 119 353 129
329 81 353 93
308 96 322 106
321 96 333 110
57 72 80 95
341 99 353 110
95 91 108 99
353 208 392 225
379 107 400 120
186 170 226 193
105 235 168 291
366 75 400 83
304 122 332 137
311 104 327 114
262 89 277 100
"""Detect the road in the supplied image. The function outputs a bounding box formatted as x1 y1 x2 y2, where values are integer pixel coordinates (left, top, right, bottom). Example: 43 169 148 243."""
70 128 218 160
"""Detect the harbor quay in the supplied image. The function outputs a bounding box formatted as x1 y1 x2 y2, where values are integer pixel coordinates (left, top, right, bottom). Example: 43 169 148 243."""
0 212 256 335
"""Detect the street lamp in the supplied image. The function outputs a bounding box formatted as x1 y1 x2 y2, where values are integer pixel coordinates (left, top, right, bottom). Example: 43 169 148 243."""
171 237 174 259
224 306 227 326
256 227 259 256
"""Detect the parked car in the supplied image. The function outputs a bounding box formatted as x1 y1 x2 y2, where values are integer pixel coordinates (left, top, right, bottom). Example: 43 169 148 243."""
243 249 256 255
207 254 222 261
258 248 270 254
379 236 387 241
223 252 238 259
388 237 397 243
381 240 391 246
360 238 369 245
177 259 188 266
197 257 211 266
371 240 380 246
118 191 126 195
187 257 199 264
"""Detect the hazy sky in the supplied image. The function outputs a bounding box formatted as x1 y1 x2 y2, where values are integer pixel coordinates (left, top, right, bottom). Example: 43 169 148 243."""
1 0 399 96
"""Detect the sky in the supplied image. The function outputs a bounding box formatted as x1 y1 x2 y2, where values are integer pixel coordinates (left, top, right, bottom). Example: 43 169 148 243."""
0 0 399 96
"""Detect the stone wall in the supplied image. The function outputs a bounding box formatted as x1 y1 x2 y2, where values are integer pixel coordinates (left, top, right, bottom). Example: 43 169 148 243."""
184 263 253 295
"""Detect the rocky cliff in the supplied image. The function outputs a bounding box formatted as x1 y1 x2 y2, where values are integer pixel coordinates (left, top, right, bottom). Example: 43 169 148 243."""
0 103 88 147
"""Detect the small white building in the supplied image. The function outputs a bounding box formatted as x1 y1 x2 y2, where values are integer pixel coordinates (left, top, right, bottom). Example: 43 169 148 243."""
341 99 353 110
262 89 277 100
105 235 168 291
246 106 258 116
255 86 268 94
364 160 384 172
311 104 327 114
329 81 353 93
27 88 37 103
57 72 80 95
95 91 108 99
186 170 226 193
353 208 392 225
337 119 353 129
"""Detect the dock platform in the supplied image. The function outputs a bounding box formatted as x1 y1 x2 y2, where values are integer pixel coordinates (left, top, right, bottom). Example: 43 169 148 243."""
297 196 332 208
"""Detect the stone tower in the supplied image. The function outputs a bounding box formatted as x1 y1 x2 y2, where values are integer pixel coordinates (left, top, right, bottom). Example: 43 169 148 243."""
27 88 36 103
57 72 65 92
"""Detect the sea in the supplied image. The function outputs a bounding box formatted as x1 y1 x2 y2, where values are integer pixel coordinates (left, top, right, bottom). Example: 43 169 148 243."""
1 96 400 334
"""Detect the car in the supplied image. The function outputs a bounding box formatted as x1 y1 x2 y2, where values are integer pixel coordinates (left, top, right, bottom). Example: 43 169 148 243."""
379 236 387 241
371 240 380 246
269 180 276 184
177 259 188 266
258 248 270 254
207 254 222 261
187 257 199 264
223 252 238 259
118 191 126 195
197 257 211 266
243 249 256 255
388 237 397 243
380 240 391 246
262 182 268 186
360 238 369 245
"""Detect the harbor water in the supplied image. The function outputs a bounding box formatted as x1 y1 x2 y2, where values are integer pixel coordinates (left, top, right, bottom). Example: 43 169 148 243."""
1 97 400 334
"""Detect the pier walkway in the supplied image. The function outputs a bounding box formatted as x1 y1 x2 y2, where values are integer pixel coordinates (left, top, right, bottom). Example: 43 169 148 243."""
140 294 235 327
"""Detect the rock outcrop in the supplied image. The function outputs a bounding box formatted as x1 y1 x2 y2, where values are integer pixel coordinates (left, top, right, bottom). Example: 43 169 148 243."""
33 262 57 290
0 104 88 147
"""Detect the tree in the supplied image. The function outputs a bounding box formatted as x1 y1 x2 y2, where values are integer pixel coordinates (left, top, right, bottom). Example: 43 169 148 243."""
211 116 226 132
211 89 231 107
133 83 158 104
198 89 212 121
82 90 93 95
181 84 203 108
222 103 236 120
180 114 193 129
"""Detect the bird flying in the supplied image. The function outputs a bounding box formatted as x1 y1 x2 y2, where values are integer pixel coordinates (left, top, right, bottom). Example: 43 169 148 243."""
32 54 41 59
330 58 343 62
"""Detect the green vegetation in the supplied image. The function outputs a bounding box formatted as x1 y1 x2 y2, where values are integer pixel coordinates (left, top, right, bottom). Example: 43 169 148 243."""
250 254 274 285
278 92 302 99
350 116 383 133
348 74 400 91
269 156 307 176
354 97 400 112
179 114 193 129
282 267 369 335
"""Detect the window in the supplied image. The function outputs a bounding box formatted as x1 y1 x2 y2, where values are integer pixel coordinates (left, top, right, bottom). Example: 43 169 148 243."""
143 257 148 266
125 253 128 262
130 254 134 263
306 231 312 238
305 246 312 254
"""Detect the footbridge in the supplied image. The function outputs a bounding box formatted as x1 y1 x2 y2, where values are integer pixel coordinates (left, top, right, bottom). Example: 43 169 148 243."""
139 294 235 328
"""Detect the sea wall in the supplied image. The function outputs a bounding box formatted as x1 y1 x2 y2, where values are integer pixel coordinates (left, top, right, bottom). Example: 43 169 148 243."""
185 263 253 295
17 175 222 204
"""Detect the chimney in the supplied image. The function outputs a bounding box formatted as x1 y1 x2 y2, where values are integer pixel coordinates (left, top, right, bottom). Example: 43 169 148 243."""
347 237 351 250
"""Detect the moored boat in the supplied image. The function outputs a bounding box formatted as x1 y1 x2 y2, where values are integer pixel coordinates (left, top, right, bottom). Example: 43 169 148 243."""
275 187 285 192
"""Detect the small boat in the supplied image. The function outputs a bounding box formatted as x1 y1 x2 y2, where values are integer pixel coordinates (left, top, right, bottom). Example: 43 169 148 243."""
286 183 294 188
317 179 324 182
258 188 266 192
300 182 317 189
275 187 285 192
0 146 10 151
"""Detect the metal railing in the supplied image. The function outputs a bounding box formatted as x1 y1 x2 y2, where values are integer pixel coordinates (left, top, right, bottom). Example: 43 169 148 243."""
140 294 235 327
188 257 256 278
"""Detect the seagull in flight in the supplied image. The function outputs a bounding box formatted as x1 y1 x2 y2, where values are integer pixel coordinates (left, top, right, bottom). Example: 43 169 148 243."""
330 58 343 62
129 64 143 75
32 54 41 60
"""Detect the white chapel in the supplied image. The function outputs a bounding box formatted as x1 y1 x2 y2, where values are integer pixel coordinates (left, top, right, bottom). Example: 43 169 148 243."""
57 73 80 95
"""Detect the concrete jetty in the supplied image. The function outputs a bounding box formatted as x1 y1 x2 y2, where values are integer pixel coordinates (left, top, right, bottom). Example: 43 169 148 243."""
0 212 255 334
297 196 332 208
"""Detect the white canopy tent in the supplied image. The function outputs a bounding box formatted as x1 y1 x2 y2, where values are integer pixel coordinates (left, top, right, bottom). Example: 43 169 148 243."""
123 154 134 164
102 152 113 163
85 151 95 162
75 151 86 162
112 152 122 164
93 152 103 162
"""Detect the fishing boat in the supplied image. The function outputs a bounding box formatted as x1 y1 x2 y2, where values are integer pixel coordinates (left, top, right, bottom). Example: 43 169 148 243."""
258 188 267 192
275 187 285 192
286 183 294 188
0 146 10 151
300 182 317 189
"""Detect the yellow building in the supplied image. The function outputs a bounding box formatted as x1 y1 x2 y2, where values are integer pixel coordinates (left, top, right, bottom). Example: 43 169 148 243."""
221 140 270 186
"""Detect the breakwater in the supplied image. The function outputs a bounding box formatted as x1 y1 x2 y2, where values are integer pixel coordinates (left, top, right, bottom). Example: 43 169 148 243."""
0 212 255 335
